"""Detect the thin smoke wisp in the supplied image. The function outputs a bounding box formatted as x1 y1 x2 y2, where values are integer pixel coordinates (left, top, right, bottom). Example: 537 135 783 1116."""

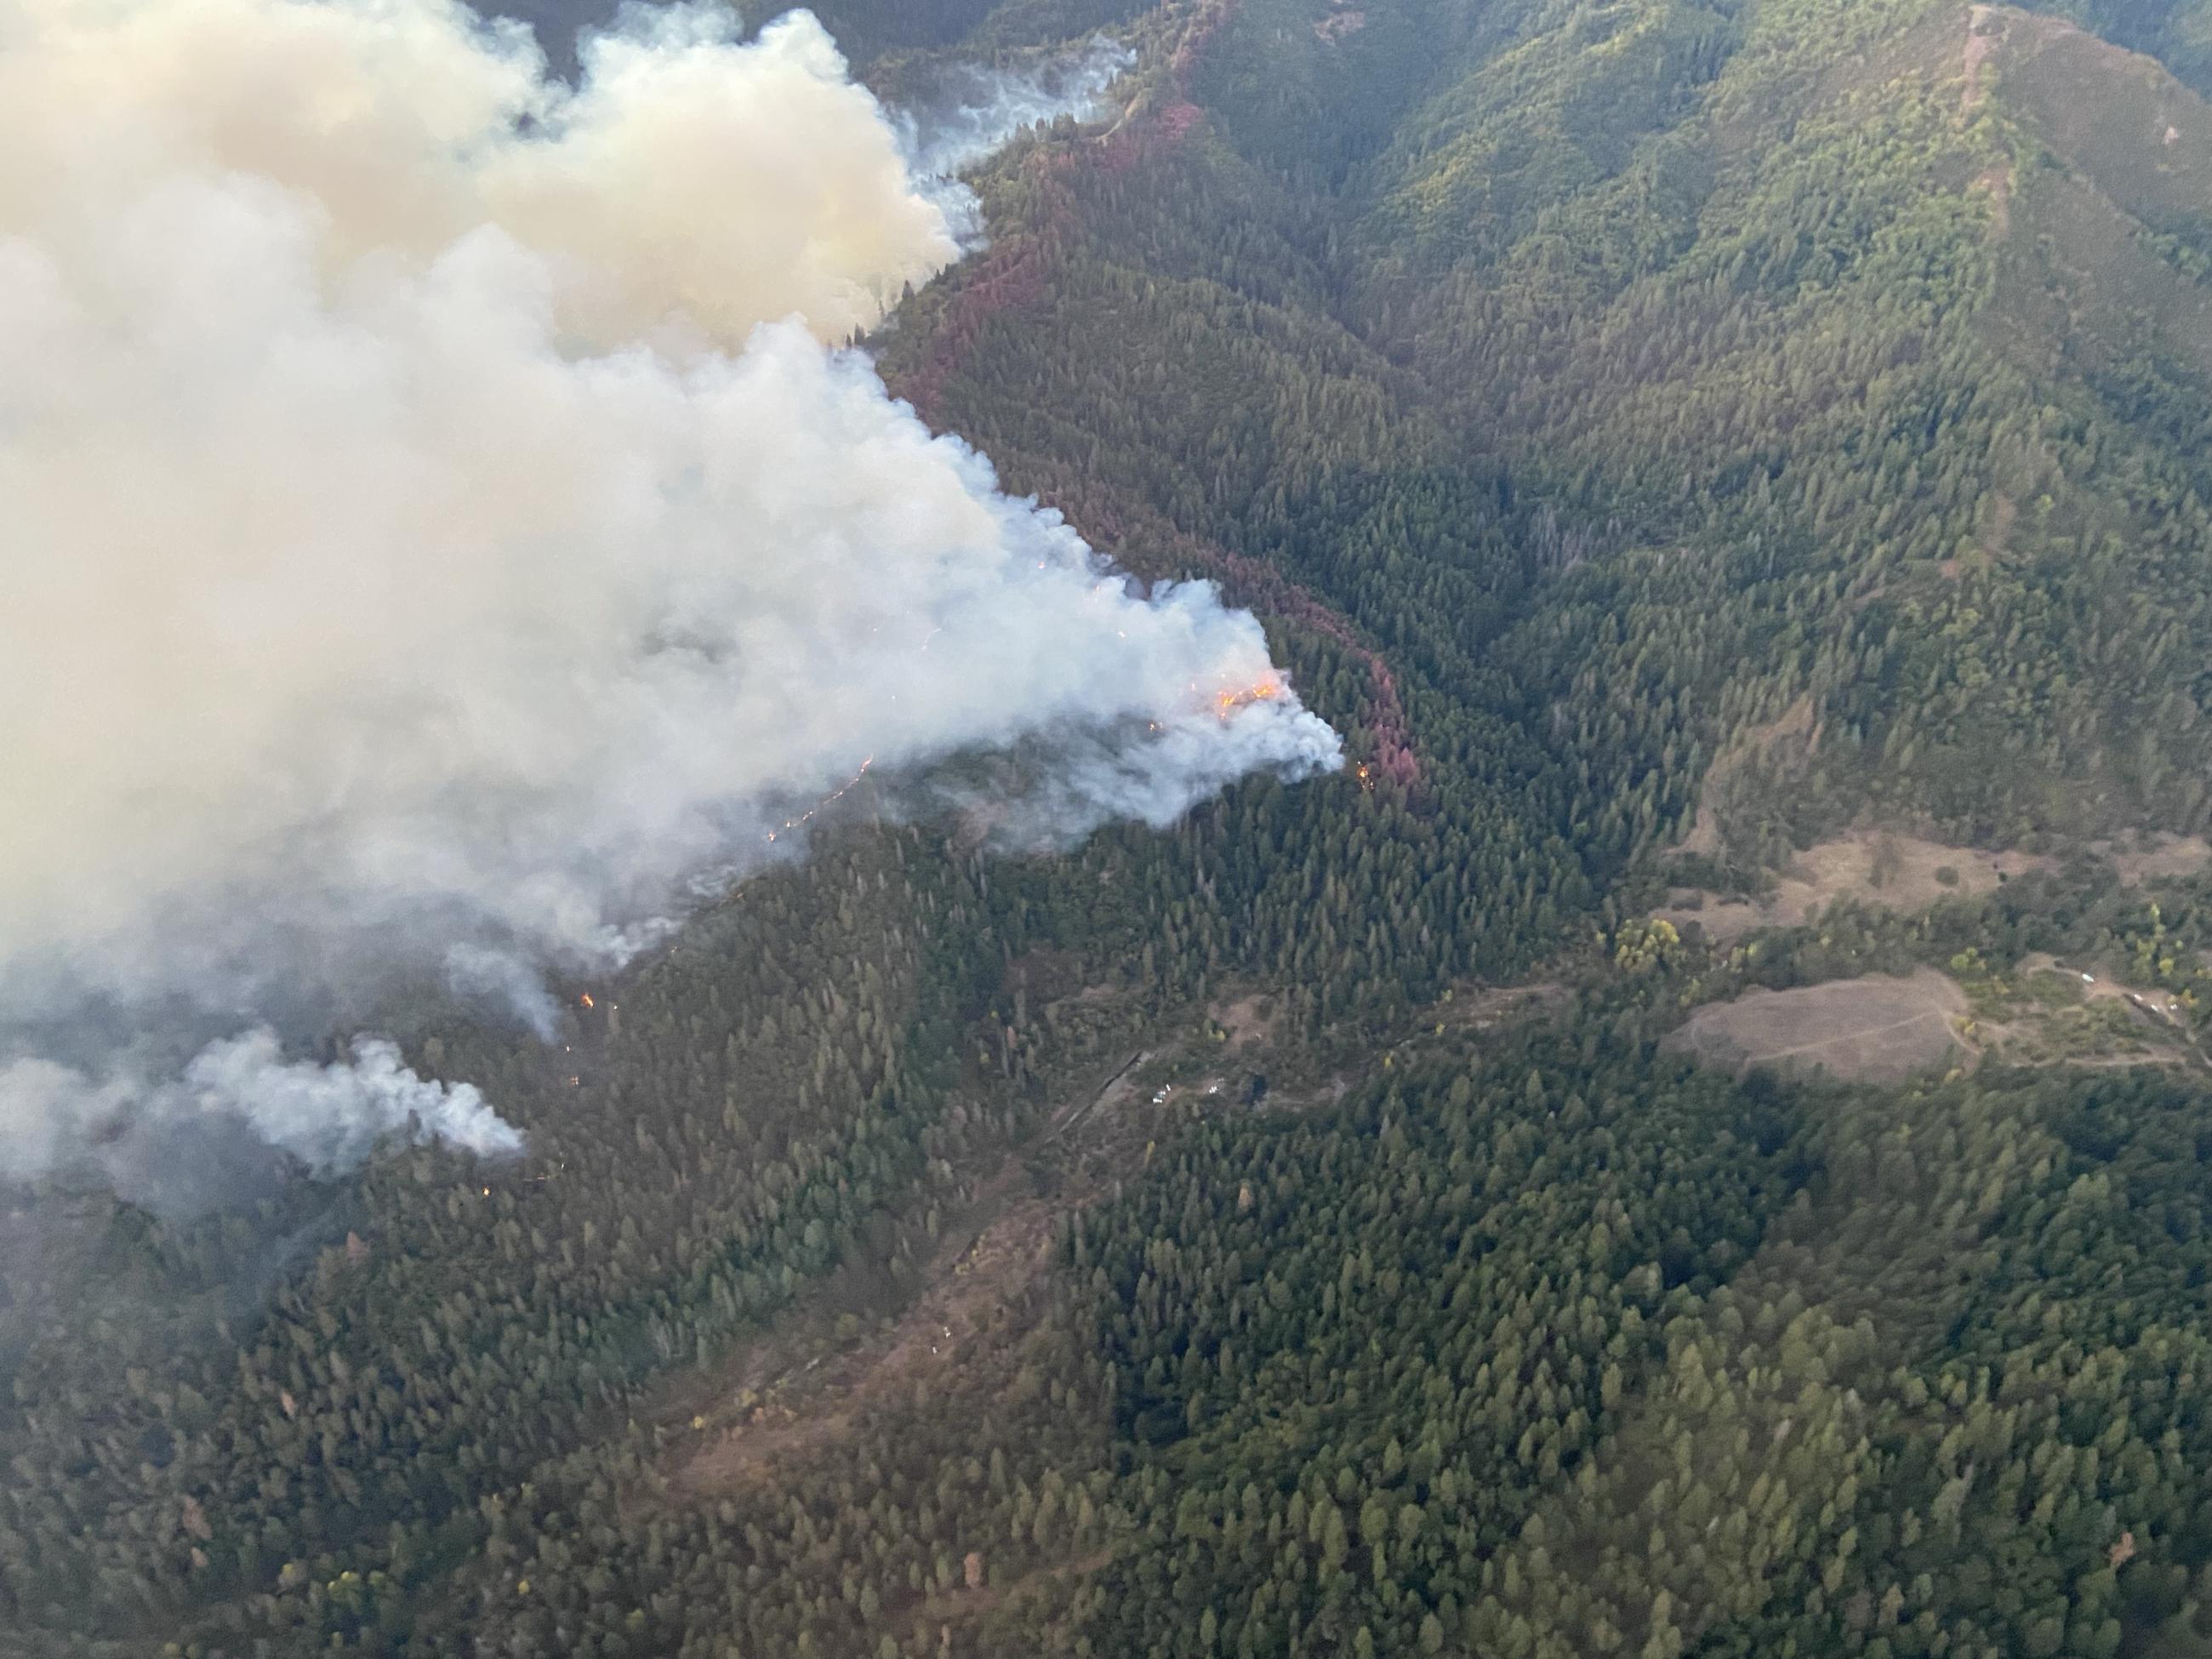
0 0 1343 1192
904 37 1137 178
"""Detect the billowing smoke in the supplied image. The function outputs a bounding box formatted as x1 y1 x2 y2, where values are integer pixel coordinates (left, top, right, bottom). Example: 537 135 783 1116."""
5 1035 522 1182
0 0 1342 1188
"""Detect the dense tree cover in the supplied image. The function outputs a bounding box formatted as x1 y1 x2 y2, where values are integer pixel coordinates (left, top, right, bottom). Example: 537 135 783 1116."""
0 831 967 1643
392 1034 1808 1659
13 0 2212 1652
1455 1062 2212 1659
895 0 2212 864
132 1029 2212 1659
1069 1038 1804 1657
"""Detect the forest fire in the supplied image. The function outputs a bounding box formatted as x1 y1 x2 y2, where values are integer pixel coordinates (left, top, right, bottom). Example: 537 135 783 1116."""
1212 681 1283 719
766 757 875 843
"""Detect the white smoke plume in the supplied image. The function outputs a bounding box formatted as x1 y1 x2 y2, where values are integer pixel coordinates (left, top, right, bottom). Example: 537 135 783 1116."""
899 37 1136 248
3 1035 522 1184
0 0 1343 1187
903 38 1137 180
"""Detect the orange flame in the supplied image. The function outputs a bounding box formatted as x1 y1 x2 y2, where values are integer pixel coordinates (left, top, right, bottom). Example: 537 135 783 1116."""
1212 680 1282 720
767 756 875 843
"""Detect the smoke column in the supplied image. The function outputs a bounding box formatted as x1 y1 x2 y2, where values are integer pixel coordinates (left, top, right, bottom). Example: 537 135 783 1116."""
0 0 1343 1187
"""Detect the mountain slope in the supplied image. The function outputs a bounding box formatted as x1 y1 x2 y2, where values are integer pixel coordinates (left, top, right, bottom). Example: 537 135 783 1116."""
14 2 2212 1656
893 0 2212 868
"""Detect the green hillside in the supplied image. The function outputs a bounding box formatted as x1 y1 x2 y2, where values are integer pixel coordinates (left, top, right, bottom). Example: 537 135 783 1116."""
13 1 2212 1656
881 0 2212 884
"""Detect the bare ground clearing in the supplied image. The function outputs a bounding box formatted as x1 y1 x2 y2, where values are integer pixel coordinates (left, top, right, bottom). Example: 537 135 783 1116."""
1209 990 1280 1051
2101 832 2212 885
1664 969 1970 1082
1661 831 2049 942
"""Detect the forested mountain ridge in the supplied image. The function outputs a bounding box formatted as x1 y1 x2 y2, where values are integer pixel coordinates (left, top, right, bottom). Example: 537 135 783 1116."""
11 0 2212 1655
894 0 2212 864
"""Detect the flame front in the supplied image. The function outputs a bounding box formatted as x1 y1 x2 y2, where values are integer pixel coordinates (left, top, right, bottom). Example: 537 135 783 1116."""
766 756 875 843
1212 681 1283 720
